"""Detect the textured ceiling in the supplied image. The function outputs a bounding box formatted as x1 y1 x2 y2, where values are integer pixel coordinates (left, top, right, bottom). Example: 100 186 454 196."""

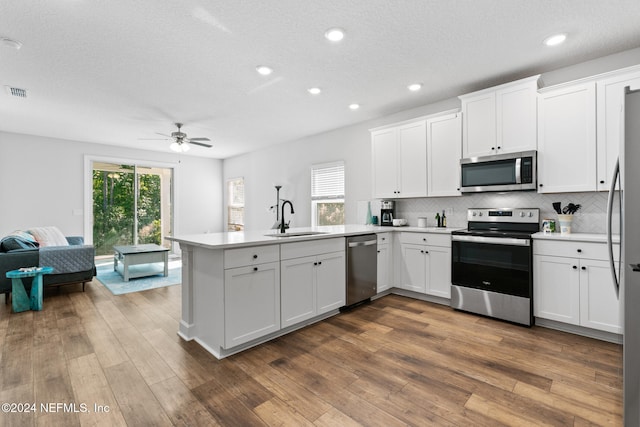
2 0 640 159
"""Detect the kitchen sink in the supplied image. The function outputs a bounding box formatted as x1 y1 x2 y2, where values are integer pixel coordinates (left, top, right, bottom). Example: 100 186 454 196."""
264 231 329 238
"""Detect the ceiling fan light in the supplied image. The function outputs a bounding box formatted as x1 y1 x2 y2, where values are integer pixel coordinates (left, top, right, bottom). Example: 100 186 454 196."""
170 141 181 152
181 142 191 152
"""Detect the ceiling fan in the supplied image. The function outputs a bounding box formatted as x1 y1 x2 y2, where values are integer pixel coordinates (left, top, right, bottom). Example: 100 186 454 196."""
141 123 212 152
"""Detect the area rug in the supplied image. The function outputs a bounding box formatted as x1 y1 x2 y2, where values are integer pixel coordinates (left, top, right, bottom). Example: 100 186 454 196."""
95 260 181 295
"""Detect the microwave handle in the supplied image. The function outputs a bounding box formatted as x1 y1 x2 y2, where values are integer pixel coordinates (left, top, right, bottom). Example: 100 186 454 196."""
515 158 522 184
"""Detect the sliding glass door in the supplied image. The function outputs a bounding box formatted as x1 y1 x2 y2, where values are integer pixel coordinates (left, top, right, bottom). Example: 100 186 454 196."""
92 161 173 256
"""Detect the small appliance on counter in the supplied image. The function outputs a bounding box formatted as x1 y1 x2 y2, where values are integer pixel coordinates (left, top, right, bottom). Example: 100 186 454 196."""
380 200 395 226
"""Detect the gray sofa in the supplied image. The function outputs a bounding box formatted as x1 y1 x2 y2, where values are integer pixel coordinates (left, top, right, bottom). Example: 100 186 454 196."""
0 235 96 303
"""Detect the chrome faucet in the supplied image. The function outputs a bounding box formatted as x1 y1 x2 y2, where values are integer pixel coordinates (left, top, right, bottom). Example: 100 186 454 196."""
280 200 295 233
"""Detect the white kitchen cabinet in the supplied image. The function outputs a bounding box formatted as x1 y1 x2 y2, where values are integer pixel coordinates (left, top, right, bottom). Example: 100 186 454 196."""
399 233 451 298
534 255 581 325
280 238 345 328
376 233 392 293
596 68 640 191
280 256 316 327
537 82 597 193
579 258 622 333
400 243 427 293
534 239 621 334
460 75 539 158
371 119 427 199
224 261 280 348
427 111 462 197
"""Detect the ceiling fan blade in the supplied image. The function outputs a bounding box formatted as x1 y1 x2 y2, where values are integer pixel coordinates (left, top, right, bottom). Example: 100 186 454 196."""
155 132 172 137
189 137 211 142
138 137 169 141
190 141 213 148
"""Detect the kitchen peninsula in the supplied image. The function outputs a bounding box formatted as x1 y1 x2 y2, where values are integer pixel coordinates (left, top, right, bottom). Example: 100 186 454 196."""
168 225 455 359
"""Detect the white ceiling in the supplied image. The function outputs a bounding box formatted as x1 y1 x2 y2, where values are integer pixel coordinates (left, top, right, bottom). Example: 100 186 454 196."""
2 1 640 159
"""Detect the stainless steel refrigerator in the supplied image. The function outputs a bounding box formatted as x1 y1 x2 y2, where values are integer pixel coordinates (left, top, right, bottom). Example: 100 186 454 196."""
608 87 640 426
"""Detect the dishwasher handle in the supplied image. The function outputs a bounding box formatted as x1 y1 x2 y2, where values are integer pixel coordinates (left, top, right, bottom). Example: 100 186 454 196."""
348 240 377 248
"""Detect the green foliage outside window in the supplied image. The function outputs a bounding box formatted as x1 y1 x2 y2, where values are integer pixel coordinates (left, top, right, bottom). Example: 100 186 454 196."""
316 202 345 226
92 167 162 256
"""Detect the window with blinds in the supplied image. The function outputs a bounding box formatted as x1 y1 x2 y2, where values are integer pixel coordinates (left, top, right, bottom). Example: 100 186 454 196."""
311 162 345 226
227 177 244 231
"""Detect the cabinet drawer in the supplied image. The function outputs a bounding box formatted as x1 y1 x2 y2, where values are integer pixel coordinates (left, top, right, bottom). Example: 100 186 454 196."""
534 239 619 261
281 238 345 260
399 232 450 247
224 245 280 269
377 233 391 245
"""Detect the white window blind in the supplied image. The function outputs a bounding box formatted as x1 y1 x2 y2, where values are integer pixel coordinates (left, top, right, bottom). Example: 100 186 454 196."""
311 162 344 200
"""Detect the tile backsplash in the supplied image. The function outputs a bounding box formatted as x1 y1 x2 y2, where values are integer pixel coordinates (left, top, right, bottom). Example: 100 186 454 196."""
387 191 619 234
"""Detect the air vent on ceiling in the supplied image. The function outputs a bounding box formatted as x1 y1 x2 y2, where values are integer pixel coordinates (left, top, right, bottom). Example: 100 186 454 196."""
5 86 28 98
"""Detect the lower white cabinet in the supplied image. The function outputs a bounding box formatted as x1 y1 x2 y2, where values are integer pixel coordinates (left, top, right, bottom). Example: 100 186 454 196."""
534 239 621 334
376 233 392 293
399 233 451 298
224 261 281 348
280 238 345 328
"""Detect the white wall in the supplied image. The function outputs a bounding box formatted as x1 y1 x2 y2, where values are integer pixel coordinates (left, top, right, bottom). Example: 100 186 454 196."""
223 98 460 230
223 47 640 232
0 131 223 239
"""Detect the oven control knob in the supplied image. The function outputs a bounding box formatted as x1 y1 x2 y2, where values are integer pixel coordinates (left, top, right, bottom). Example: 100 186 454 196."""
519 212 525 217
472 211 477 217
478 212 483 216
528 212 533 217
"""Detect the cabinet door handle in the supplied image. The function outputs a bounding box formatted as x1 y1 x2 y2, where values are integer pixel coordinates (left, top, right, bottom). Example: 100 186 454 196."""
600 180 605 184
577 249 582 253
253 254 258 259
318 261 322 265
253 267 258 271
581 266 586 271
313 262 318 266
539 184 543 187
497 146 501 150
377 250 381 253
573 265 578 269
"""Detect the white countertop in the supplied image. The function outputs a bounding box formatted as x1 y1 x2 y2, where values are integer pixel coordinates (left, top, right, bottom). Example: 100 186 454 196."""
532 231 620 244
167 224 460 250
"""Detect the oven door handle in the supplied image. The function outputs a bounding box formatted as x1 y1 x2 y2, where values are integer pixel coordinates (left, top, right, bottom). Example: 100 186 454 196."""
452 235 530 246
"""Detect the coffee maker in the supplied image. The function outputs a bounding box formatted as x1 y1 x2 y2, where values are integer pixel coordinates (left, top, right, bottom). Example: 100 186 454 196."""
380 200 395 226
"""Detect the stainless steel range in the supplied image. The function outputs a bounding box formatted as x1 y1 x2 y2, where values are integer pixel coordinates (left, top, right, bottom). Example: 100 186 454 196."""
450 208 539 326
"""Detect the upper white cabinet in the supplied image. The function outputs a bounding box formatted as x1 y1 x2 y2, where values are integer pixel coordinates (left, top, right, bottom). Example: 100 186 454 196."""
427 111 462 197
596 68 640 191
371 119 427 199
537 82 597 193
460 75 539 158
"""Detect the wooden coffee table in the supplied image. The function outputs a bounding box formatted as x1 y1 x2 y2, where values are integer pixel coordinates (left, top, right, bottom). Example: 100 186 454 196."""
113 244 169 282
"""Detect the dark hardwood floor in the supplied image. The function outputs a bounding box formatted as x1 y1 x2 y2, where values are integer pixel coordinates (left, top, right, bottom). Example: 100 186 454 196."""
0 280 623 426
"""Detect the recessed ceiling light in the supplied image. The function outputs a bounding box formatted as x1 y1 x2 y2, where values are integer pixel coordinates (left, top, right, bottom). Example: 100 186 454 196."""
408 83 423 92
256 65 273 76
544 33 567 47
308 87 322 95
349 103 360 110
1 37 22 50
325 28 345 42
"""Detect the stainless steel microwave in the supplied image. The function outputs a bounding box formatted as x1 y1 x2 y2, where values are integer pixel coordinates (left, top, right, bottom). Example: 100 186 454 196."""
460 150 537 193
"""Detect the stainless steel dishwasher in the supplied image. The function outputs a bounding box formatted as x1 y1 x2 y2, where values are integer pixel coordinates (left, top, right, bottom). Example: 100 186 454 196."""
345 234 378 306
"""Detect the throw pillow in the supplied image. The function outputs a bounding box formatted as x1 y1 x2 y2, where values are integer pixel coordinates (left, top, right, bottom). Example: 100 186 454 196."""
28 226 69 247
0 231 40 252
